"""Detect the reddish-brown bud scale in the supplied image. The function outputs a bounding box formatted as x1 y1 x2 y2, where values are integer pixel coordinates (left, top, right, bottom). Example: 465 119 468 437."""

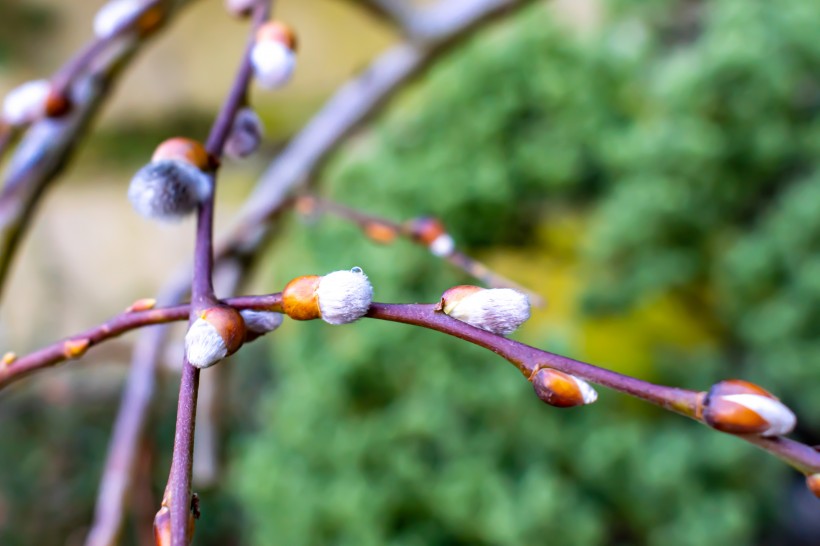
63 338 91 359
531 368 597 408
200 306 246 356
152 137 210 170
44 90 71 118
282 275 322 320
126 297 156 312
700 379 796 436
807 474 820 499
136 5 164 36
256 20 298 51
364 221 399 244
405 217 447 246
435 285 484 312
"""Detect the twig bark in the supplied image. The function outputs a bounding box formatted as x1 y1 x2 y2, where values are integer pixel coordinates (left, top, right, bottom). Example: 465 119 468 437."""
0 0 194 298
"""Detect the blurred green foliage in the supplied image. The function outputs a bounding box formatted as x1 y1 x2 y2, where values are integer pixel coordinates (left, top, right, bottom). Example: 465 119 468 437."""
1 0 820 544
233 0 820 544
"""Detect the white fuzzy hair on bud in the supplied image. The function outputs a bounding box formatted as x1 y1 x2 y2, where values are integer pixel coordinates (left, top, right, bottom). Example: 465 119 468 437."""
225 0 256 16
128 160 211 221
93 0 144 38
185 317 228 368
251 40 296 89
721 393 796 436
240 310 284 334
225 107 264 159
446 288 530 335
573 376 598 405
429 234 455 257
316 267 374 325
2 80 50 126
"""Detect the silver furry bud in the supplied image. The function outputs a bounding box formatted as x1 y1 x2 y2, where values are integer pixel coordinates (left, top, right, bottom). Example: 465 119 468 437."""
128 160 211 221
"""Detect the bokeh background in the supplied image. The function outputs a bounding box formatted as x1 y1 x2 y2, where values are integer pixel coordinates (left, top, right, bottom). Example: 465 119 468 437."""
1 0 819 544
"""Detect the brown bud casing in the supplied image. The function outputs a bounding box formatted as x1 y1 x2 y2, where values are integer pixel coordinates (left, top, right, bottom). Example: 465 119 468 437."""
436 285 484 313
200 306 246 357
807 474 820 499
531 368 597 408
44 90 71 118
364 221 399 244
256 20 298 51
136 5 164 36
282 275 321 320
152 137 210 170
63 338 91 359
405 217 447 246
701 379 796 436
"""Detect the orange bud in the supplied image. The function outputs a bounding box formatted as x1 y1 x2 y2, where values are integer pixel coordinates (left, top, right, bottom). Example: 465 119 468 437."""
152 137 210 170
435 285 484 313
531 368 598 408
200 306 246 356
405 217 447 246
63 338 91 359
136 5 164 36
807 474 820 499
126 297 156 312
282 275 321 320
44 90 70 118
364 221 399 244
701 379 796 436
1 352 16 366
256 20 298 51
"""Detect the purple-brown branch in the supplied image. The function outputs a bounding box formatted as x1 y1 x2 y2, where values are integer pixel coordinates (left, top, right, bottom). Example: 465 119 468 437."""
163 3 271 544
5 292 820 477
297 195 546 305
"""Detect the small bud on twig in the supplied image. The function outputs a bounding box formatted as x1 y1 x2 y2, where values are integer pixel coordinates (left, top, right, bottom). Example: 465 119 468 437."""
2 80 50 126
125 297 156 312
240 309 284 338
437 285 530 335
93 0 163 39
225 0 256 18
531 368 598 408
225 107 264 159
282 267 374 325
63 338 91 359
251 21 297 89
700 379 796 437
404 217 454 256
185 306 246 369
128 138 211 221
807 474 820 499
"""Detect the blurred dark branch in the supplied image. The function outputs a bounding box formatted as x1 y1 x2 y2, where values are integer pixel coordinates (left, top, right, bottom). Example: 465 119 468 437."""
0 0 193 299
297 195 546 305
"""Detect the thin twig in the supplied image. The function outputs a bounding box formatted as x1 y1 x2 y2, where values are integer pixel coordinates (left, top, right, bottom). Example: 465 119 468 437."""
0 0 194 298
297 195 546 305
163 3 271 544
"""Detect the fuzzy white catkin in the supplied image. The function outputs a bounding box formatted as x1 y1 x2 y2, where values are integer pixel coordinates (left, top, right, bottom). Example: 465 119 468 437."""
225 107 264 159
2 80 50 126
93 0 144 38
251 41 296 89
721 393 796 436
185 318 228 368
128 160 211 221
446 288 530 335
429 234 455 257
240 310 284 334
316 268 374 325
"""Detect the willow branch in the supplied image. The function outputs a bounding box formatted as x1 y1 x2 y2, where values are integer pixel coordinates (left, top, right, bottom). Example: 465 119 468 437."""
0 0 193 298
163 3 271 544
297 195 545 305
